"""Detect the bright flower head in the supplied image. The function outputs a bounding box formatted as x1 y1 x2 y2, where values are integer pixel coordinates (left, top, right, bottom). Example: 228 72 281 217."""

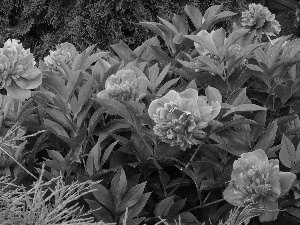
0 39 42 100
148 87 222 150
44 42 79 69
224 149 296 222
241 4 281 37
97 69 149 102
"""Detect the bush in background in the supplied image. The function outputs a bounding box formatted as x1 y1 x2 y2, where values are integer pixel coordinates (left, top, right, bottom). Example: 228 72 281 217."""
0 0 249 60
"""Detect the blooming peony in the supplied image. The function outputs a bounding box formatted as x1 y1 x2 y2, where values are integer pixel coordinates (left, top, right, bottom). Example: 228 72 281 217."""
0 39 42 100
241 4 281 37
148 87 222 150
96 69 149 102
44 42 79 70
224 149 296 222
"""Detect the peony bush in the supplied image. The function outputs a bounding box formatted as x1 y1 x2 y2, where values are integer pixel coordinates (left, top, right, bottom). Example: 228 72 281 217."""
0 3 300 225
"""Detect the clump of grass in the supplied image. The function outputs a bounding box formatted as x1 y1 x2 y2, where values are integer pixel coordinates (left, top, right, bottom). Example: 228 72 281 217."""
218 203 266 225
0 165 114 225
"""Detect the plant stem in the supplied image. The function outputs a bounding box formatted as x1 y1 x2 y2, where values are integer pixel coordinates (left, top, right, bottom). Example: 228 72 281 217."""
203 190 212 204
168 144 202 196
187 199 225 212
158 167 167 198
0 146 38 180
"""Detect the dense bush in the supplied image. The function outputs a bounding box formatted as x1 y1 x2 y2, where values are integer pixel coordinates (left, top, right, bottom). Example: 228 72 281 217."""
0 0 249 59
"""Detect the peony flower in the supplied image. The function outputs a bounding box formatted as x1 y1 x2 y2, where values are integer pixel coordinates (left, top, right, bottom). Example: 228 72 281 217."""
224 149 296 222
148 87 222 150
0 39 42 100
96 69 149 102
241 4 281 37
44 42 79 70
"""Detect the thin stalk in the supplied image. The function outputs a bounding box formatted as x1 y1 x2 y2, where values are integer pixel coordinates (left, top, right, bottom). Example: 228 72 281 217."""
187 199 225 212
158 167 167 198
0 145 38 180
168 144 202 196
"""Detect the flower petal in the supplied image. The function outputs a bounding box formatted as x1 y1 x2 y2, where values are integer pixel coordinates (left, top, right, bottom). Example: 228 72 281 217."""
205 86 222 104
14 70 43 89
259 197 279 222
177 98 194 113
269 164 280 199
252 149 268 162
210 102 221 120
179 88 198 104
278 171 296 197
223 184 246 206
6 81 31 100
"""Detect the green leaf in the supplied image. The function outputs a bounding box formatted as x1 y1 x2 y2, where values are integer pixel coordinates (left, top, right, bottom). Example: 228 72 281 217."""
72 44 97 71
296 142 300 162
214 143 249 156
250 110 267 144
111 41 137 63
224 29 250 51
148 63 159 90
279 134 296 168
65 70 83 101
158 17 178 33
203 5 222 29
83 52 109 71
184 5 203 29
94 119 131 137
149 46 172 66
101 141 118 167
134 36 160 62
43 108 74 132
154 196 175 218
266 35 291 69
212 28 226 56
91 184 115 212
226 88 247 107
88 108 104 136
176 212 199 223
157 78 180 96
185 34 219 56
172 14 188 35
111 168 127 208
167 199 186 217
47 150 66 169
75 77 95 117
44 119 69 138
118 182 147 212
94 98 132 122
155 63 171 89
279 171 297 197
85 199 114 222
222 104 266 118
138 22 164 38
227 43 266 76
215 118 258 132
254 119 277 152
86 138 102 176
42 74 67 100
126 192 151 219
212 11 237 27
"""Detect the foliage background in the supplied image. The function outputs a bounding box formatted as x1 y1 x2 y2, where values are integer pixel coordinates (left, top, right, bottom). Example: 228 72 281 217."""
0 0 256 60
